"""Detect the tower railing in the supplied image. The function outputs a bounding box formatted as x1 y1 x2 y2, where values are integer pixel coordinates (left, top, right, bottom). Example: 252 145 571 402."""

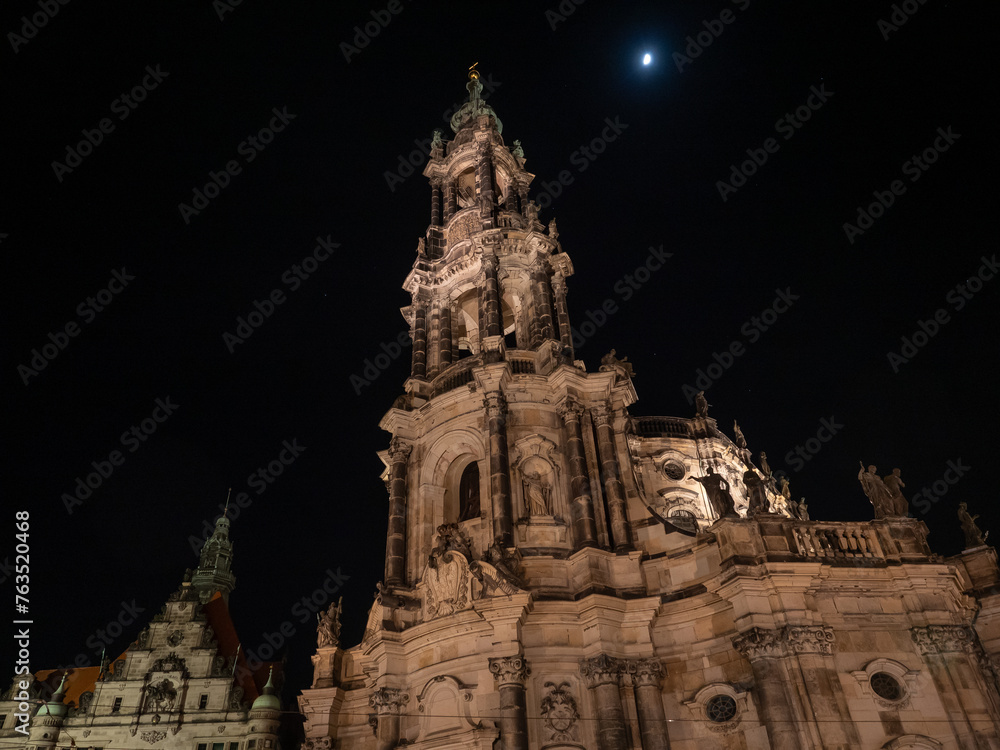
631 416 694 438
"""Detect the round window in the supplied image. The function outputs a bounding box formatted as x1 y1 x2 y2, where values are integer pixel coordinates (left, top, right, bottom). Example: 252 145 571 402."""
706 694 737 723
663 461 685 480
870 672 903 701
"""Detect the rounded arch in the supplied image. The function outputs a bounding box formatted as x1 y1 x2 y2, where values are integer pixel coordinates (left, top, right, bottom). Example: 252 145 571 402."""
420 429 487 524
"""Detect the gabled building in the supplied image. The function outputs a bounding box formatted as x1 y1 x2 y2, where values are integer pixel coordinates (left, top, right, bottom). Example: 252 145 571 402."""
297 71 1000 749
1 515 284 750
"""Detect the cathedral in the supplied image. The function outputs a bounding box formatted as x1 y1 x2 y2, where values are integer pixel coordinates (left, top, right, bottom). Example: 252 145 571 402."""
295 71 1000 749
5 71 1000 750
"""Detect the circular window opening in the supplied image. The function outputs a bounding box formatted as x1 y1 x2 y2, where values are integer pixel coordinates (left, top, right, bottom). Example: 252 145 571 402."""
869 672 903 701
669 508 698 533
663 461 685 480
706 694 737 723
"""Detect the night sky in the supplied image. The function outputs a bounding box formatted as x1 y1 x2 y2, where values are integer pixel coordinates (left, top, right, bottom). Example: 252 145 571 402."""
3 0 996 703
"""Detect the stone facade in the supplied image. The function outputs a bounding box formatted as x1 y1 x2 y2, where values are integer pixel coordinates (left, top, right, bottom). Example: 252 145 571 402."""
0 516 283 750
293 72 1000 749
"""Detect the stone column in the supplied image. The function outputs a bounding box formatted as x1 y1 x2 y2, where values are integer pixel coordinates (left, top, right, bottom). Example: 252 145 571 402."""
486 392 514 546
581 655 627 750
476 141 495 229
517 182 529 217
784 626 859 749
630 659 670 750
444 178 457 221
912 625 995 742
410 301 427 380
732 628 803 750
438 298 453 370
369 687 409 750
592 406 632 552
384 438 412 586
427 298 442 380
552 276 573 356
430 178 442 227
479 255 501 339
560 400 599 549
530 263 555 346
489 655 530 750
504 187 516 212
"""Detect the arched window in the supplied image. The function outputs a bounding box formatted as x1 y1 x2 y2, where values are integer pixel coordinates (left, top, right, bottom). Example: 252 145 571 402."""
458 462 480 521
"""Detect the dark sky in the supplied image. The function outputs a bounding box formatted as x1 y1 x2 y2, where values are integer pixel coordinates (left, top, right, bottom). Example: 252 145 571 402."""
3 0 996 703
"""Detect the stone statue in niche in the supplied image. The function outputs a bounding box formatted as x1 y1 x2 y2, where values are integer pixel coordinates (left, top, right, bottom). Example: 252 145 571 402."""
317 597 342 649
522 470 551 516
958 502 988 548
689 467 737 519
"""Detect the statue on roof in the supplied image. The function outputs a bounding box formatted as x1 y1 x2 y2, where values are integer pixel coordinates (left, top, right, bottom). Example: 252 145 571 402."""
600 349 635 379
317 597 343 649
958 502 988 549
858 462 897 518
883 467 908 516
695 391 710 418
743 469 769 516
512 139 524 159
733 421 747 450
689 467 737 519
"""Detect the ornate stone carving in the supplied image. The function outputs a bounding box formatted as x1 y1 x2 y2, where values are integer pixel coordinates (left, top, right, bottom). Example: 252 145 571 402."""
167 630 183 647
150 652 186 674
76 691 94 714
540 681 579 742
317 597 342 649
522 470 551 516
489 655 530 686
911 625 975 655
579 654 624 687
135 627 151 649
140 731 166 744
303 738 332 750
557 398 584 421
629 658 665 688
959 502 988 548
484 391 507 419
733 627 786 660
599 349 635 379
144 679 176 715
369 687 409 713
424 524 472 619
228 685 245 710
786 626 835 655
388 437 412 462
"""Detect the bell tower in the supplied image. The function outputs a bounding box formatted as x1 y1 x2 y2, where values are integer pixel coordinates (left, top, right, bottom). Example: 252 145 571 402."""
381 65 638 598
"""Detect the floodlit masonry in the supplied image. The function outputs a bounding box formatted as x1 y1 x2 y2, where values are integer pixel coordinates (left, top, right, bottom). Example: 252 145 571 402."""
293 70 1000 749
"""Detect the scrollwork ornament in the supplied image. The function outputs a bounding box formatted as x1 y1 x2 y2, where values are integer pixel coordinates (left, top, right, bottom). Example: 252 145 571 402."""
630 658 665 688
786 625 836 655
911 625 975 655
732 627 786 661
579 654 624 687
369 687 409 714
388 437 412 462
489 655 530 687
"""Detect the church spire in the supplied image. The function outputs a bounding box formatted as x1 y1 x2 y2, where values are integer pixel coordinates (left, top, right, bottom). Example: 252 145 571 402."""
191 494 237 603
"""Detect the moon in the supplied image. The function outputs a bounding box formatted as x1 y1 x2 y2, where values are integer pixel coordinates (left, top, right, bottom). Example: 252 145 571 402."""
642 53 652 65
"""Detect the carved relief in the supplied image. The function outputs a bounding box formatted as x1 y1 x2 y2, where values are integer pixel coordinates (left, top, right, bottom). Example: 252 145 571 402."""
911 625 975 655
786 626 836 655
629 658 664 688
140 731 166 744
540 681 579 742
489 655 530 686
424 524 472 619
579 654 623 687
150 652 187 674
732 627 786 661
369 687 409 714
144 679 176 718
